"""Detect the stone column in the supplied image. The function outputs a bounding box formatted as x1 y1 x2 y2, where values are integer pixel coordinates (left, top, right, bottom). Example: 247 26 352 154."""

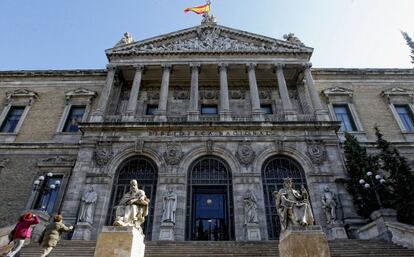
275 64 297 121
91 65 116 122
187 63 200 121
247 63 264 121
303 63 329 121
155 64 172 122
219 63 232 121
125 65 144 119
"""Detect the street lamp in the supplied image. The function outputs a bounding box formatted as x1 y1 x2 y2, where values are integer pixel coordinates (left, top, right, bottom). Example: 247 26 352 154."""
359 171 386 209
32 173 61 213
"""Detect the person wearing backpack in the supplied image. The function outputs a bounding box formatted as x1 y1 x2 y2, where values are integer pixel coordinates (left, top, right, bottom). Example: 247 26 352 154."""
5 212 40 257
38 215 73 257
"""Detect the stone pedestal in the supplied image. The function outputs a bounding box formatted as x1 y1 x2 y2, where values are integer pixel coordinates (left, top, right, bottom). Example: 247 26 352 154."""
72 222 93 240
29 210 50 243
279 226 331 257
245 223 261 241
326 223 348 240
159 222 175 240
94 226 145 257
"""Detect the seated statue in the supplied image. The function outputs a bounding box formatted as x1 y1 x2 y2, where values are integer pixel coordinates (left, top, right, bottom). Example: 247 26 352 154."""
273 178 314 231
113 180 150 230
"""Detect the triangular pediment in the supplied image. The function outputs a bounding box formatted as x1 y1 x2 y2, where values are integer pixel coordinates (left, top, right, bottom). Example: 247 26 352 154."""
106 24 313 59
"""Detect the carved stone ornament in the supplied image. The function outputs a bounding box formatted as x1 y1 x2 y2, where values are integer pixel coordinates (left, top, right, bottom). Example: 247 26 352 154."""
200 90 218 100
174 90 190 100
306 142 326 164
163 143 184 166
259 90 271 100
381 87 414 103
283 33 305 46
6 89 39 105
236 143 256 166
206 140 214 153
108 26 311 56
114 32 135 47
94 145 114 167
134 140 145 153
65 88 97 104
322 87 354 98
230 90 245 100
38 156 76 167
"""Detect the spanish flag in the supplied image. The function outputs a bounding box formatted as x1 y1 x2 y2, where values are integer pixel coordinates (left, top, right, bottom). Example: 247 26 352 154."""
184 4 211 14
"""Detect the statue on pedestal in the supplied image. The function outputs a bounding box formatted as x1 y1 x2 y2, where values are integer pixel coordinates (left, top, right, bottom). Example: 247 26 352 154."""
113 180 150 230
78 186 98 224
321 186 337 224
243 190 259 224
161 188 177 224
273 178 314 231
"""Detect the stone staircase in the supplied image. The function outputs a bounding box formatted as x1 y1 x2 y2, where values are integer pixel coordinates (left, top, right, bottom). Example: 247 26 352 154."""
4 239 413 257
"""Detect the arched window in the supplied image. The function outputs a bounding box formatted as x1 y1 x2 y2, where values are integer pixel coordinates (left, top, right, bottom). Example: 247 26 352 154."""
261 155 307 240
106 156 158 240
186 156 234 241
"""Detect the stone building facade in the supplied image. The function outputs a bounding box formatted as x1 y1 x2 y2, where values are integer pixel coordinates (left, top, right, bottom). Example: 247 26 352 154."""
1 21 414 242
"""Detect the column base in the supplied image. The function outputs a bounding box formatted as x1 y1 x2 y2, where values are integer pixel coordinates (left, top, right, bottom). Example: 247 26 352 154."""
279 225 331 257
219 110 232 121
252 110 265 121
187 111 200 122
245 223 261 241
159 222 175 241
284 110 297 121
154 111 167 122
326 223 348 240
94 226 145 257
72 222 93 240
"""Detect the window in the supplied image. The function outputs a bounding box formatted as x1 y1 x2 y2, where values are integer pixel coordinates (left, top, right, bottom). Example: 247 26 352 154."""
146 105 158 115
395 105 414 132
261 104 273 114
63 106 85 132
201 105 218 115
333 104 357 132
0 106 25 133
34 176 62 214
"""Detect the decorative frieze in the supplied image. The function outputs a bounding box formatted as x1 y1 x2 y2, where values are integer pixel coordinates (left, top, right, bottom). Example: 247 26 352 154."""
235 142 256 166
163 143 184 166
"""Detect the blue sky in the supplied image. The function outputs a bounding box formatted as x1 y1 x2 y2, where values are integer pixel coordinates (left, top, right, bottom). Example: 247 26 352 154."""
1 0 413 70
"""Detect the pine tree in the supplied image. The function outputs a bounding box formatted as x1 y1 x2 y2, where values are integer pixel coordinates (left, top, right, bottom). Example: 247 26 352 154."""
343 133 385 218
402 31 414 64
375 127 414 224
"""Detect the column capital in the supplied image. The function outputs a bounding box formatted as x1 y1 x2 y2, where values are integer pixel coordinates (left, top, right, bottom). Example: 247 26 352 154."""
218 63 229 70
161 64 173 70
190 63 201 72
133 64 145 71
302 62 313 70
106 64 117 71
274 63 285 71
246 63 257 71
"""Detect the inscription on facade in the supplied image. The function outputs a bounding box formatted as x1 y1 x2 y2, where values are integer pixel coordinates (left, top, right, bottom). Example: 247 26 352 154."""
148 130 279 137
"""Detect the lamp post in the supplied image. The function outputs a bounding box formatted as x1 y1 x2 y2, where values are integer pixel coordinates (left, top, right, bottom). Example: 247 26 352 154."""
359 171 386 209
32 172 61 213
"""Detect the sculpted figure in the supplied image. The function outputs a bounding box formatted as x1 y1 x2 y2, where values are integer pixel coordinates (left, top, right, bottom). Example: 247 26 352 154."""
243 190 259 224
273 178 314 231
78 186 98 224
162 188 177 224
321 186 337 224
113 180 150 229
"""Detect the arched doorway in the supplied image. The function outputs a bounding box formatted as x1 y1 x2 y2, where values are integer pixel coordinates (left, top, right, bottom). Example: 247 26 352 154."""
186 156 235 241
106 156 158 240
261 155 308 240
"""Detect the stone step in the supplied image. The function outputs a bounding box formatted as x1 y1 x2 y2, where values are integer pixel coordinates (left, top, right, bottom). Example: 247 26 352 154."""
7 239 414 257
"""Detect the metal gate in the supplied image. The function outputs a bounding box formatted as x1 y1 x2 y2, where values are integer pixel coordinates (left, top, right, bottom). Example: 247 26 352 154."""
261 155 307 240
106 156 158 240
186 156 235 241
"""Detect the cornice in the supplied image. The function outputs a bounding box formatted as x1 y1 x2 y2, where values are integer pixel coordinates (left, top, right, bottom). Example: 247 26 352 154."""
0 69 107 78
